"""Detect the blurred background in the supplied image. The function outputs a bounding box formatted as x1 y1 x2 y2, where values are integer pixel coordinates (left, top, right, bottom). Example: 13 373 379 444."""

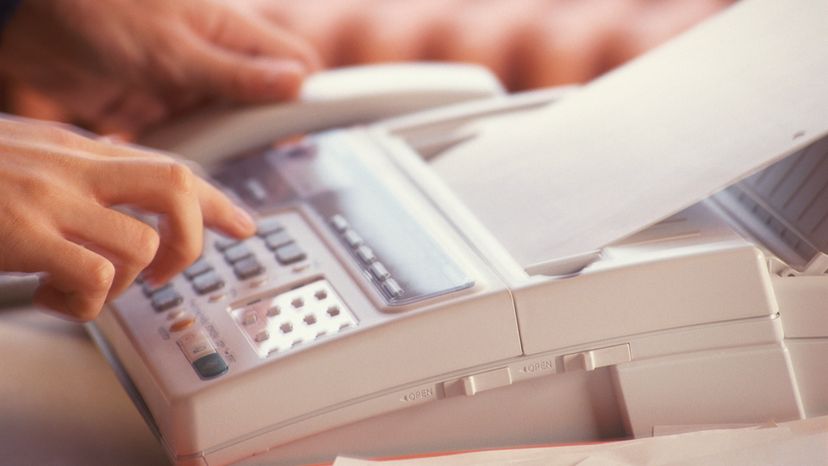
0 0 733 133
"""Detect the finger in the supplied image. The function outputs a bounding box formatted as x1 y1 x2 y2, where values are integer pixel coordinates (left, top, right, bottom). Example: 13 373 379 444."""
435 0 548 90
194 177 256 238
75 138 255 239
344 0 462 64
0 116 143 159
516 0 638 89
26 235 115 321
215 7 323 71
58 204 160 300
253 0 371 67
16 126 255 242
180 31 307 103
88 158 204 284
94 91 169 137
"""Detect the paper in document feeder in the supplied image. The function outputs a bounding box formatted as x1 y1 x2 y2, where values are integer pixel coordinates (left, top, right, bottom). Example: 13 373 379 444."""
431 1 828 273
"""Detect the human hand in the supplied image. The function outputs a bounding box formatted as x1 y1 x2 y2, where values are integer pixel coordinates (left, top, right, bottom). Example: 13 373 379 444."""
0 117 255 321
0 0 321 136
250 0 730 90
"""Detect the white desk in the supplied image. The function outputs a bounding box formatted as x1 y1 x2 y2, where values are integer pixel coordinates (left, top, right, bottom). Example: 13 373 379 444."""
0 306 169 465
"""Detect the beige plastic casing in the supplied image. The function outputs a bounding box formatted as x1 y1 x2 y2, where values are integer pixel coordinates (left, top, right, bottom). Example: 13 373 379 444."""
93 0 828 464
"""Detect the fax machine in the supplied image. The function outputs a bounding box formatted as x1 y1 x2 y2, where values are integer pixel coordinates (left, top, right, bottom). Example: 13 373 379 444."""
87 0 828 464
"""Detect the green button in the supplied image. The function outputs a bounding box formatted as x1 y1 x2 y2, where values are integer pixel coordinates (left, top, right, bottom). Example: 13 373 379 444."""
193 353 228 379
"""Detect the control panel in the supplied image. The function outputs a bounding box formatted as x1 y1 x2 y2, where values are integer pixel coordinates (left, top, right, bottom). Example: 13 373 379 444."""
109 132 474 383
129 213 331 380
214 132 474 307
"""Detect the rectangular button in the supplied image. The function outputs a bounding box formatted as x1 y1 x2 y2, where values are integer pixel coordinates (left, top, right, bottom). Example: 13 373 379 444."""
243 179 268 204
355 245 375 264
342 230 363 248
224 243 253 263
381 278 404 298
177 331 216 363
234 257 264 280
214 236 239 252
192 353 228 379
151 288 183 312
142 282 170 297
264 231 292 250
256 218 284 237
330 215 349 232
192 271 224 295
369 262 391 280
275 243 306 265
460 368 512 396
563 344 631 372
184 259 213 280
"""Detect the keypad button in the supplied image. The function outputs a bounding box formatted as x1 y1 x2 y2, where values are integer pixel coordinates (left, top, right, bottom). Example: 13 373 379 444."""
242 310 257 326
369 262 391 280
192 271 224 295
184 259 213 280
142 282 170 297
382 278 404 298
151 288 183 312
177 332 215 363
243 179 268 204
234 257 264 280
256 218 284 237
329 215 349 232
192 353 228 379
342 230 363 248
264 231 293 250
224 243 253 264
254 330 269 342
275 243 306 265
355 245 376 265
214 236 239 252
170 315 196 333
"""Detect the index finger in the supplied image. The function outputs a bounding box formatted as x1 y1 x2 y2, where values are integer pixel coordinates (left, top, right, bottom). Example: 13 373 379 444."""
90 158 204 284
74 136 256 240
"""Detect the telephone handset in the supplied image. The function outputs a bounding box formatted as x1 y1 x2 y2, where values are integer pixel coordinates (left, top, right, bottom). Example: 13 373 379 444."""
141 63 504 168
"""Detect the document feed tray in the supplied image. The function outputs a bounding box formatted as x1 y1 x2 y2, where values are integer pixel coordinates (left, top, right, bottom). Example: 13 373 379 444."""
714 135 828 274
431 0 828 275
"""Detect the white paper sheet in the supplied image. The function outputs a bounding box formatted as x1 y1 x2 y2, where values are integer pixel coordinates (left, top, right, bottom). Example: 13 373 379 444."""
333 416 828 466
431 0 828 273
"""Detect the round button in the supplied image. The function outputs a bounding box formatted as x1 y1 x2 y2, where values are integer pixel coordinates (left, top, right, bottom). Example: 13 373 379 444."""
169 315 196 333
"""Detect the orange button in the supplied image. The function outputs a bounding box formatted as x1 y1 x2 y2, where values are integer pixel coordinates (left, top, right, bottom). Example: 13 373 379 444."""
170 316 196 333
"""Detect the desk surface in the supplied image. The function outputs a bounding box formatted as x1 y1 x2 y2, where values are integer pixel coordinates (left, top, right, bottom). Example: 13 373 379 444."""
0 306 169 465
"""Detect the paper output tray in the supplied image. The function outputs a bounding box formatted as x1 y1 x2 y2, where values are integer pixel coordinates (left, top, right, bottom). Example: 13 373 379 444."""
431 0 828 274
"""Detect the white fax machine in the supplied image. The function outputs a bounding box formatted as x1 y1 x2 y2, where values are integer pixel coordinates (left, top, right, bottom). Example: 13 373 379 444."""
71 0 828 464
